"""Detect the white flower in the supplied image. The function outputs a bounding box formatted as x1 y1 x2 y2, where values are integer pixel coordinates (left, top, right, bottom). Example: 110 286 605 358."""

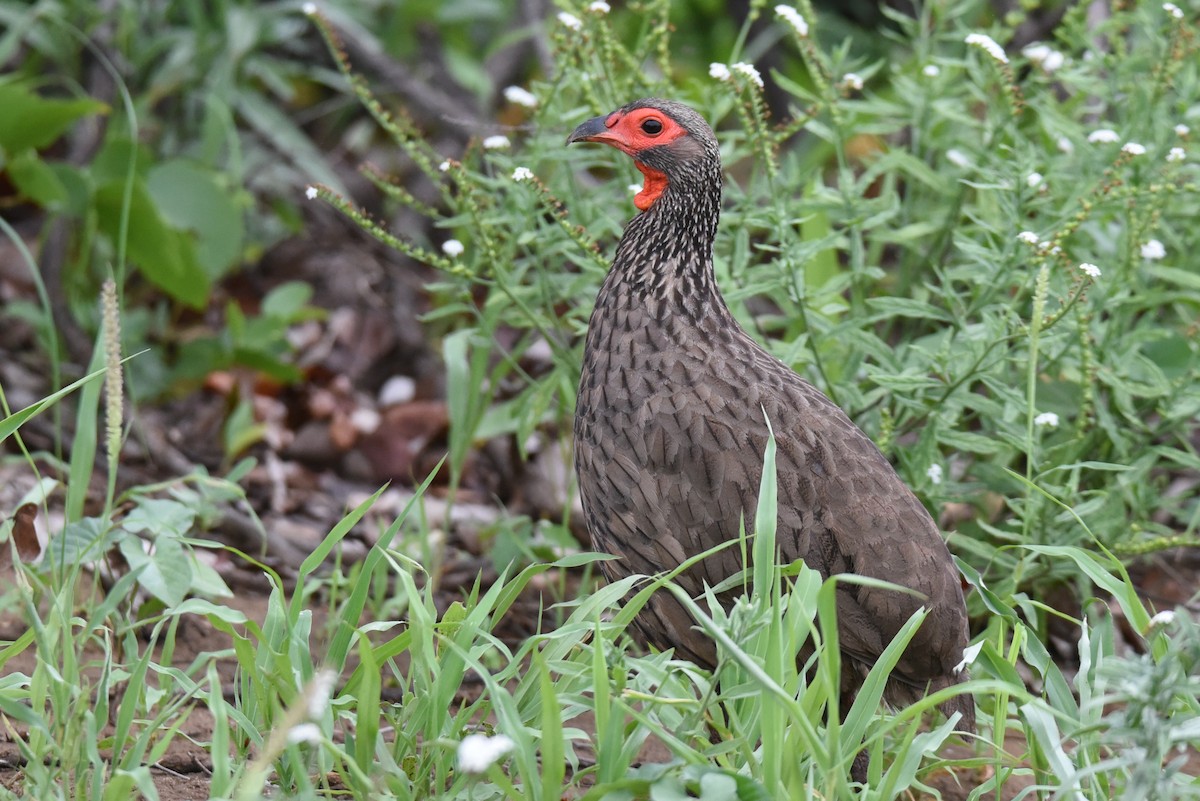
307 669 337 719
302 2 317 15
965 33 1008 64
287 723 322 745
1034 412 1059 427
1022 43 1049 62
438 160 451 172
1149 609 1176 627
305 185 318 200
954 641 983 674
588 0 611 12
842 72 864 91
774 5 809 37
709 62 731 81
1026 171 1044 188
732 61 764 88
1022 43 1064 73
1018 231 1040 245
946 148 971 168
1140 239 1166 260
926 463 943 485
503 86 538 108
1163 2 1183 19
922 64 940 78
1167 146 1186 162
627 183 642 194
1079 262 1102 279
512 166 535 182
1056 136 1074 154
1087 128 1120 144
482 135 511 149
442 239 465 257
558 11 582 30
1121 142 1146 156
1175 124 1190 137
457 733 515 774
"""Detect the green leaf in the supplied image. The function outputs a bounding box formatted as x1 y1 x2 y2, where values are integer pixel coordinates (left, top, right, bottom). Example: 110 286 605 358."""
91 137 149 183
119 535 192 607
223 397 267 458
0 363 112 445
864 296 955 323
171 598 250 626
7 150 67 207
146 159 245 280
0 83 107 154
1021 701 1077 783
234 96 347 195
94 180 211 308
537 649 565 799
261 281 314 320
939 428 1007 455
867 370 944 392
800 184 840 290
121 498 198 539
1146 264 1200 291
352 633 380 775
43 517 123 570
1020 544 1150 632
181 558 232 598
228 346 302 383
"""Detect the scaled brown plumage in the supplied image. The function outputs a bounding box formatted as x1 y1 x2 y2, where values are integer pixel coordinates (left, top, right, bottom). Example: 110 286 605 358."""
567 98 975 750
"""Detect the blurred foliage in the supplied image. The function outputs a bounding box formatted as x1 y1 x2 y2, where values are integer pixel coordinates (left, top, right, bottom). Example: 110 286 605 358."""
0 0 346 395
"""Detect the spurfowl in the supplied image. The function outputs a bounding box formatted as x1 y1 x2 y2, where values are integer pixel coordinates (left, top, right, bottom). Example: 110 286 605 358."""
567 98 974 756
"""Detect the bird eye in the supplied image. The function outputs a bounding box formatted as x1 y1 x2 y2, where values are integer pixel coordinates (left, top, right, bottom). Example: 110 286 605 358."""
641 118 664 135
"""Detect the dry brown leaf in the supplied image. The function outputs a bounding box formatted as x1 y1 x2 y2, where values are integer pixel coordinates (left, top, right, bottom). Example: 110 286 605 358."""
1 503 42 570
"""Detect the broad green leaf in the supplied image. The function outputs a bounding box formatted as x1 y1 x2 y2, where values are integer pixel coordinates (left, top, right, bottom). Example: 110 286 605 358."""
91 137 149 183
121 498 198 539
7 150 67 207
185 554 233 598
146 159 245 280
44 517 121 570
119 535 192 607
260 280 313 320
170 598 248 624
0 83 107 153
95 180 211 308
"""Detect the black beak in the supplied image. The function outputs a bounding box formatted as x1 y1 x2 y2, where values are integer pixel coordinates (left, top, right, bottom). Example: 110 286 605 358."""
566 115 609 145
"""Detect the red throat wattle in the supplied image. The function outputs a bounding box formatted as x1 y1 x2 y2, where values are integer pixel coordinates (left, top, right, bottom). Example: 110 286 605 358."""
633 162 668 210
582 106 689 211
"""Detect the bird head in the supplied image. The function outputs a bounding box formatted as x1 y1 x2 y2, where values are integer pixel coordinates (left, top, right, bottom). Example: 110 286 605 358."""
567 98 719 212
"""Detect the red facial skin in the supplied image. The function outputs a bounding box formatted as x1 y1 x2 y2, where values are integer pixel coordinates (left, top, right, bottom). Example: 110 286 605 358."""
580 107 688 211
